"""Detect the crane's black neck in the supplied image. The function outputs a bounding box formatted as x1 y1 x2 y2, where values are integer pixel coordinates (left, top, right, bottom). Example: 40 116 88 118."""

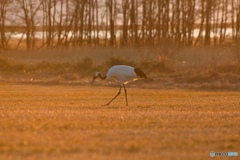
98 73 107 80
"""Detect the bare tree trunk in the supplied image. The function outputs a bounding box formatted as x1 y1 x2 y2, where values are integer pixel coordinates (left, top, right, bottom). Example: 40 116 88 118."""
181 0 186 46
79 0 86 46
141 1 146 46
194 0 205 46
0 0 8 52
47 0 52 48
175 0 181 45
95 0 99 45
170 0 175 42
57 0 64 46
92 0 96 46
187 0 195 46
129 0 138 46
17 0 41 51
222 0 228 43
134 0 138 46
104 0 108 46
205 0 211 46
219 0 228 44
219 0 224 44
231 0 235 41
42 0 46 49
130 0 134 45
148 0 153 46
107 0 115 46
20 0 30 51
121 0 129 46
215 0 220 45
157 0 162 45
237 0 240 42
64 0 69 47
72 0 79 47
163 0 169 40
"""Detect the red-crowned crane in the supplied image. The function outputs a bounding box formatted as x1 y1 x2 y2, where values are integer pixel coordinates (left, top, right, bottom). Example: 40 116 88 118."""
91 65 147 106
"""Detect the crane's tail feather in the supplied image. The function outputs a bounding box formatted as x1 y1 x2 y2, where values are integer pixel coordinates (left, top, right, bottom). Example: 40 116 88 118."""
134 68 148 79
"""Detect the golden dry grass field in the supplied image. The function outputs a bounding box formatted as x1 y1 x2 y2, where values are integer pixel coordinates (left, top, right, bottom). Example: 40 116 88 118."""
0 82 240 160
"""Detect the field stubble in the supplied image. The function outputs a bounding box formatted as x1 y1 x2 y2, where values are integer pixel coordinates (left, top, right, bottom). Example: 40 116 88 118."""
0 82 240 160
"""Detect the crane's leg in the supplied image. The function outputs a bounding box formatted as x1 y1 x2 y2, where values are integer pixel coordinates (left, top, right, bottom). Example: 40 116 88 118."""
104 85 121 106
123 84 128 106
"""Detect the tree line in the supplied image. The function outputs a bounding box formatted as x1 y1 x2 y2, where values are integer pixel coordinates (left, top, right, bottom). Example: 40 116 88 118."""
0 0 240 52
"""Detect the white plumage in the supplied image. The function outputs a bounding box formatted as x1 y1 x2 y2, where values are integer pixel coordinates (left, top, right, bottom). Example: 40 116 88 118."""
91 65 147 106
106 65 139 85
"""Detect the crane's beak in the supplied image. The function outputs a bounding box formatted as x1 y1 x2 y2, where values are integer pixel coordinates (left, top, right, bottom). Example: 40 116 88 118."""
91 77 96 86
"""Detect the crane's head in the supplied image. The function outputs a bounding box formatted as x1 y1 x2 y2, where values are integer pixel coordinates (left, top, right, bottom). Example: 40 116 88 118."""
91 72 100 85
